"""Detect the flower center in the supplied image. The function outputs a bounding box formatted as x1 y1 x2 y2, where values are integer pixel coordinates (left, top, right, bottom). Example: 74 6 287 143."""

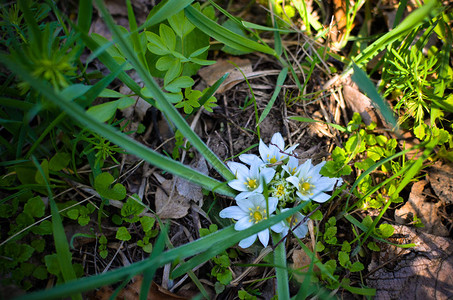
249 206 267 223
269 157 277 164
299 181 313 195
286 216 298 226
275 184 285 197
245 178 258 189
253 211 263 221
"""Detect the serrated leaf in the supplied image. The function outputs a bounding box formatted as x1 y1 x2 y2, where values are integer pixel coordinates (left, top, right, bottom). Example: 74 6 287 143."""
116 226 131 241
341 241 351 253
94 172 126 201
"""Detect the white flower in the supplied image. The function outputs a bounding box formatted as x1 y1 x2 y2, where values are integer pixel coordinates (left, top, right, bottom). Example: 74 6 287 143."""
282 156 299 176
219 194 285 248
227 160 275 200
259 132 298 165
286 159 343 203
279 208 308 239
238 133 298 167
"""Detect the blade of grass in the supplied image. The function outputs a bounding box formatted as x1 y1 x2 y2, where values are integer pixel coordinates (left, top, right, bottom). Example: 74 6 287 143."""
351 63 398 129
184 5 276 56
257 67 288 126
31 156 81 300
77 0 92 34
94 0 234 182
288 116 347 132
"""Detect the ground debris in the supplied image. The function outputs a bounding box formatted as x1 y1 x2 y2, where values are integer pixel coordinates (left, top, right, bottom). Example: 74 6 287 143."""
367 225 453 300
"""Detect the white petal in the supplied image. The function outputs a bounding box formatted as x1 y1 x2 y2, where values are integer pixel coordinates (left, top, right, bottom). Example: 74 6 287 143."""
261 167 276 184
247 193 266 207
271 132 284 150
259 140 270 162
296 191 310 201
308 161 326 178
286 176 299 187
316 177 338 192
227 162 247 178
228 179 248 192
239 234 257 248
267 197 279 214
239 154 263 166
311 192 331 203
236 196 255 211
271 221 286 233
286 144 299 154
235 217 253 230
219 206 246 219
257 229 270 247
297 159 312 177
293 223 308 238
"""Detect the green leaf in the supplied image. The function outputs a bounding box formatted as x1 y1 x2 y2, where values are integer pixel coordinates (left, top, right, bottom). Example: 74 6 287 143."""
140 216 155 232
33 265 48 280
159 24 176 51
49 152 71 171
338 251 350 268
121 195 144 219
67 209 79 220
24 196 45 218
45 254 60 275
165 76 194 93
376 224 394 238
156 56 174 71
184 5 275 56
341 241 351 253
146 32 168 55
31 239 46 253
168 9 195 38
141 242 153 253
349 261 364 272
86 97 135 123
367 241 380 251
116 226 132 241
94 172 126 201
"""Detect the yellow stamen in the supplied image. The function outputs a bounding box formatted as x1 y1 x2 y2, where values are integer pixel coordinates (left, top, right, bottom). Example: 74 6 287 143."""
253 211 263 222
302 182 311 191
245 178 258 189
270 157 277 164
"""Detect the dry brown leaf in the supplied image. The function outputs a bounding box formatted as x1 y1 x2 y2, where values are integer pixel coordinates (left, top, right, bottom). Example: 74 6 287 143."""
367 225 453 299
428 161 453 205
155 174 190 219
394 180 449 236
154 157 206 219
198 57 253 93
89 276 188 300
291 245 320 283
342 83 379 125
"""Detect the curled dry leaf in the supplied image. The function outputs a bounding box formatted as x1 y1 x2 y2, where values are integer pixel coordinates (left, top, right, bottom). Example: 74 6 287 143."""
395 180 449 236
367 225 453 300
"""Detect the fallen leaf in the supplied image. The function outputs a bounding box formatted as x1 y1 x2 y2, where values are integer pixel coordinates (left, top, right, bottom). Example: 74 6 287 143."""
394 180 449 236
89 276 188 300
367 225 453 300
342 82 379 125
155 174 190 219
428 161 453 205
291 245 320 283
198 57 252 93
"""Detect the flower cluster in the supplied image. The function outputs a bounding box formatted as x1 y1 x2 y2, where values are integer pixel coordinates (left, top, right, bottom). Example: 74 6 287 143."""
220 133 343 248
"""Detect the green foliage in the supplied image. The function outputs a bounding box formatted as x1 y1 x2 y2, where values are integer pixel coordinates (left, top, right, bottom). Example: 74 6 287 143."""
94 172 126 201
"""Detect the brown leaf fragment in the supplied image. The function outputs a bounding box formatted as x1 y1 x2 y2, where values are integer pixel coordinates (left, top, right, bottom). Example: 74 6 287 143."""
342 81 379 125
89 276 189 300
154 174 190 219
198 57 252 93
291 245 320 283
428 161 453 205
395 180 449 236
367 225 453 300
